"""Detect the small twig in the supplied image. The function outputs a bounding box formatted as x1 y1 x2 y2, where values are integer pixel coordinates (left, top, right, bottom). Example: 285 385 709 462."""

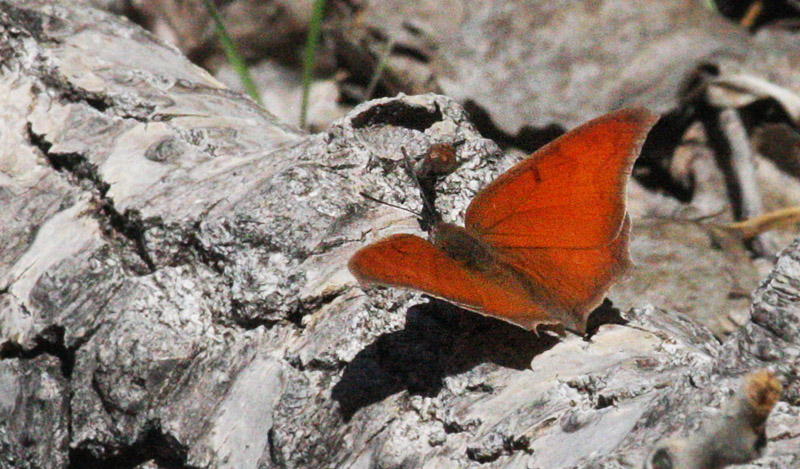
721 108 775 256
705 107 775 257
644 369 782 469
722 206 800 239
740 0 764 29
720 109 762 221
363 37 395 102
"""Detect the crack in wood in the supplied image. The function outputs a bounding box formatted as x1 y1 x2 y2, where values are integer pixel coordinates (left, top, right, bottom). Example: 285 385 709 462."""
26 124 157 273
0 325 75 379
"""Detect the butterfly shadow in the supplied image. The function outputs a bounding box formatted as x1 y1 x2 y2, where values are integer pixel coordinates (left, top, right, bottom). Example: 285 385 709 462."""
331 299 625 421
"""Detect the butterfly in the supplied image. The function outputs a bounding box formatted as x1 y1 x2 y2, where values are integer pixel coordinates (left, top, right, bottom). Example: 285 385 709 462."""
348 108 659 334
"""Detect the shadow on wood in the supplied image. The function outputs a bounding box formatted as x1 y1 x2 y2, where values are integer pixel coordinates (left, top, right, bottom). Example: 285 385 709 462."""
332 298 625 421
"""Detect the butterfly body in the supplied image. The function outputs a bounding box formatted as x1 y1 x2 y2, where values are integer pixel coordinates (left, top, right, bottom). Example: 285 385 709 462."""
430 222 495 272
349 109 659 334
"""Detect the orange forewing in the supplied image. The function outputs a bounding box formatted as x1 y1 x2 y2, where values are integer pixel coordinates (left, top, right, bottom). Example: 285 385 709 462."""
465 109 656 248
348 108 658 333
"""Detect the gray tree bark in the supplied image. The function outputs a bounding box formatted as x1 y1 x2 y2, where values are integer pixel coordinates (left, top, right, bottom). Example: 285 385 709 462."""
0 1 798 468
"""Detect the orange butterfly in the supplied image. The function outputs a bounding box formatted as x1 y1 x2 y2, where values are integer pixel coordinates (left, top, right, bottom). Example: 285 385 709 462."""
349 109 658 334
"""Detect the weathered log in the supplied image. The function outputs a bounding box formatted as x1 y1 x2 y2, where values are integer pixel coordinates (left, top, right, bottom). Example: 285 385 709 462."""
0 2 798 468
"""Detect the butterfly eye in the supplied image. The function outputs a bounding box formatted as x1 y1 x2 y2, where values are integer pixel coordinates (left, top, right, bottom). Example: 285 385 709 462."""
419 143 458 178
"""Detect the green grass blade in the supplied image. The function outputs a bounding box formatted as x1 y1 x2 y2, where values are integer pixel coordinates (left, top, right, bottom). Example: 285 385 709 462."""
300 0 326 129
202 0 263 106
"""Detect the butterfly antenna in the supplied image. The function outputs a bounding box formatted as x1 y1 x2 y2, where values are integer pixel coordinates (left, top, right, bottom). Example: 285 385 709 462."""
359 192 422 218
401 146 441 224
